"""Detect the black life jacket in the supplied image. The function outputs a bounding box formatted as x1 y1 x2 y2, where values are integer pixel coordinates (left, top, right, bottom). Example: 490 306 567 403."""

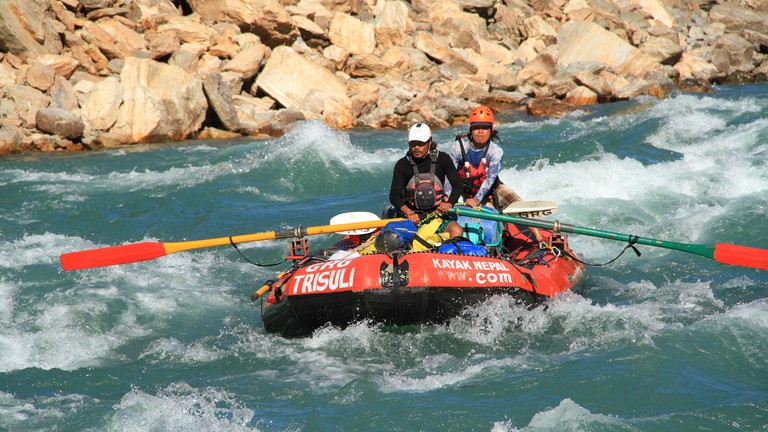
404 150 445 210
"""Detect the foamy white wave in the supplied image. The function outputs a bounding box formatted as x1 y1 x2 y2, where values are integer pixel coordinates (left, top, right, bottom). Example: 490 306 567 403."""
500 398 628 432
251 120 400 171
532 292 667 353
0 169 96 185
378 355 524 393
0 391 91 430
0 233 80 269
0 280 154 372
106 382 258 432
688 298 768 370
446 295 547 346
141 337 223 364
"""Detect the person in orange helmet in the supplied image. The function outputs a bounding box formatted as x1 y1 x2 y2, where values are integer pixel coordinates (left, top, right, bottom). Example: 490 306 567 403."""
445 106 543 241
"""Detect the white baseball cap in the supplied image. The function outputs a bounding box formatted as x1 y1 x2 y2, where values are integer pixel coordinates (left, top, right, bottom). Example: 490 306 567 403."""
408 123 432 142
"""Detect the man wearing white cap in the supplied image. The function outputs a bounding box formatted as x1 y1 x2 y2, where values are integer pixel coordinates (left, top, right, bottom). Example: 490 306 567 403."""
388 123 464 239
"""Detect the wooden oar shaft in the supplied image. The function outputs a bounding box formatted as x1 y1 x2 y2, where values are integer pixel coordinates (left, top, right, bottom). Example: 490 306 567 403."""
61 218 403 271
450 207 768 270
163 218 401 253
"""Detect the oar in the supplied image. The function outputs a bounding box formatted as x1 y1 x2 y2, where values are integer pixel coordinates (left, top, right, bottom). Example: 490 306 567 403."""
60 218 402 271
450 207 768 271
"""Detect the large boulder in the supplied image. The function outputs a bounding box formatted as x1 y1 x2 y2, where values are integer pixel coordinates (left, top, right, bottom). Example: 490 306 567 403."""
557 21 662 78
329 12 376 55
203 72 241 132
35 108 84 139
0 0 55 56
413 31 478 75
255 46 353 129
187 0 298 47
111 58 207 143
79 76 123 132
4 85 51 128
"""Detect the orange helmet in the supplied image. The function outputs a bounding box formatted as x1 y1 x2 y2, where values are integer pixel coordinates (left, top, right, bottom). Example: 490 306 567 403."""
469 106 494 127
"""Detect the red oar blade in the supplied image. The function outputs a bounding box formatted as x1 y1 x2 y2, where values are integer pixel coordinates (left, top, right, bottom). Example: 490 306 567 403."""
60 242 168 271
713 244 768 271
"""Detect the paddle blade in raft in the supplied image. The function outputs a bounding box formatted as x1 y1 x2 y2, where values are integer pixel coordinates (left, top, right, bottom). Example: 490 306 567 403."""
60 242 168 270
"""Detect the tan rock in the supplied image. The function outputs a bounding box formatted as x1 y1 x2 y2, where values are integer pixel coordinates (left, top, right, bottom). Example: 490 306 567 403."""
0 64 18 88
526 97 582 117
0 126 24 156
292 14 326 46
523 15 557 44
187 0 298 47
203 72 241 131
80 20 140 59
381 46 432 74
111 58 207 142
219 71 244 95
36 108 85 139
518 52 557 86
346 53 391 78
5 85 51 128
716 33 755 74
329 13 376 55
233 93 276 124
197 53 222 76
323 45 350 70
710 4 768 33
428 0 486 51
49 76 79 112
147 31 181 59
478 40 517 65
197 127 241 140
51 0 77 32
36 54 80 78
517 38 546 63
97 17 148 55
640 36 683 64
0 0 52 56
209 42 241 59
157 16 218 45
223 45 267 79
80 76 122 131
347 80 381 119
563 85 598 105
572 70 612 100
255 46 353 129
674 52 719 82
27 61 56 91
557 21 661 78
288 0 334 30
629 0 676 28
374 0 412 39
129 0 181 26
413 32 478 75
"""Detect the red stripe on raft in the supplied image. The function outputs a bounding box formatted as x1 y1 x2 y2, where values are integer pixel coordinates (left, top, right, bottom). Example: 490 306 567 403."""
60 242 168 271
713 243 768 271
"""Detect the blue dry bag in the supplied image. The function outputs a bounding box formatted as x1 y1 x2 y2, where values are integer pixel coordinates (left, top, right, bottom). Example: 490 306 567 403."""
375 220 417 252
437 238 487 256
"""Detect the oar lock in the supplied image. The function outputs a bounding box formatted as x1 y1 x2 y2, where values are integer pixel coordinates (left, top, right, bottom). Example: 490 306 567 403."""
275 226 309 239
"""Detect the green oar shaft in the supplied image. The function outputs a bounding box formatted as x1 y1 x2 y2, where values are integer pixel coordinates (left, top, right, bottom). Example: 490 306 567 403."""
452 207 715 258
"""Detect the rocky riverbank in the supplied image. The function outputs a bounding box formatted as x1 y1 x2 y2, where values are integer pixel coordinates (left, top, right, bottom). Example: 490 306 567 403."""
1 0 767 156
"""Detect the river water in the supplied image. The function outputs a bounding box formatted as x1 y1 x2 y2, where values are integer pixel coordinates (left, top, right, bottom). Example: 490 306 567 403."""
1 83 767 431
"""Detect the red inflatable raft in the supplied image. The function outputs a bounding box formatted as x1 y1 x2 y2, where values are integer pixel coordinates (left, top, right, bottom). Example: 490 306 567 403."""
258 208 585 337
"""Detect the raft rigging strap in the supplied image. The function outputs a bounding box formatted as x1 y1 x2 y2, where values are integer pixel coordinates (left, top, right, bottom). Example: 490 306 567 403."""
564 235 642 267
228 236 287 267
